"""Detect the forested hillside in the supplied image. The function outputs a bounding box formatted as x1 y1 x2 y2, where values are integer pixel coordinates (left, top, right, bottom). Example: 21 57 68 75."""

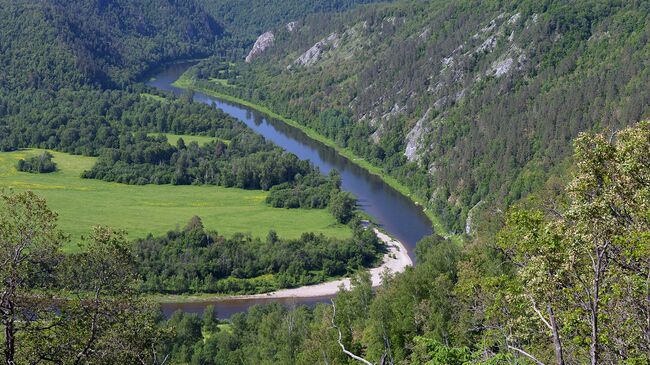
0 0 223 89
198 0 391 39
192 0 650 233
0 0 379 234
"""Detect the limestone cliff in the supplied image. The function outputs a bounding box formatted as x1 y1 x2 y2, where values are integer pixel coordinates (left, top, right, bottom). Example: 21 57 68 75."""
245 31 275 63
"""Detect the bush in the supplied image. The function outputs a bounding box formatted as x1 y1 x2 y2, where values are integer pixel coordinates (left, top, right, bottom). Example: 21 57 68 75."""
16 152 57 173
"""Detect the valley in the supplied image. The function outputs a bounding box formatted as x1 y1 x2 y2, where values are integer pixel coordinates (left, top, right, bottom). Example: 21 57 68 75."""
0 0 648 364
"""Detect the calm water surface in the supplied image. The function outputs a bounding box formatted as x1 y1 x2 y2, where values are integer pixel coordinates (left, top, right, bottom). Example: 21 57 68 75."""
147 62 433 318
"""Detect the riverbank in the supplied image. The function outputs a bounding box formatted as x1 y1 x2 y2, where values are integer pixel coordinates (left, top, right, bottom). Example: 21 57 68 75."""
158 228 411 304
172 73 450 237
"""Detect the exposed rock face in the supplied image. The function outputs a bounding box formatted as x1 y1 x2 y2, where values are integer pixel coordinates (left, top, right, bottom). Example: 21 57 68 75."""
492 57 513 77
404 108 432 162
465 200 484 235
294 33 340 67
286 21 297 32
507 12 521 25
477 35 497 53
245 31 275 63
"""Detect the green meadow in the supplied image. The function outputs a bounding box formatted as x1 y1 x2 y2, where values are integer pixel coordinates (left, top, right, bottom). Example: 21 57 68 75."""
149 133 230 146
0 149 350 252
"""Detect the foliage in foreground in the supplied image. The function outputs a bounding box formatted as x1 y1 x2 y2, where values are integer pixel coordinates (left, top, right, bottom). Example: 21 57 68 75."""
157 122 650 364
0 191 165 364
2 122 648 364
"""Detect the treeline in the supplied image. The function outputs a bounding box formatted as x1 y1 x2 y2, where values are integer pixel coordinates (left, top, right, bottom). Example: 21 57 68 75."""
16 151 57 173
134 216 381 294
82 132 315 188
1 85 353 211
2 86 356 216
0 87 248 154
157 122 650 365
72 124 355 218
194 0 650 233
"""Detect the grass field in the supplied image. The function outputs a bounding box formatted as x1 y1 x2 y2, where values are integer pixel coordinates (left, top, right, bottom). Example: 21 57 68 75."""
0 149 350 252
150 133 229 146
208 77 233 87
140 93 167 102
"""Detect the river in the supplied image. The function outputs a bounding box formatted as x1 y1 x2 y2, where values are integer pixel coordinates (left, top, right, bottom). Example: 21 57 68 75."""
147 62 433 318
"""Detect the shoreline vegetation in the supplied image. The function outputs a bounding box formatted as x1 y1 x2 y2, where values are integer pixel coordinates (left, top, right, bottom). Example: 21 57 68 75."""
152 228 412 304
171 72 452 238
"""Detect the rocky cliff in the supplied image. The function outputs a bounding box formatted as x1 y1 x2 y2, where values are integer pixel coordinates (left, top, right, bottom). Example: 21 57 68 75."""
245 31 275 63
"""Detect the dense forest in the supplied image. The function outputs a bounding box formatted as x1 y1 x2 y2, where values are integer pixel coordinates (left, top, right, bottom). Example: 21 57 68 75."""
198 0 392 40
0 0 224 89
0 87 247 153
4 122 647 363
190 0 650 234
82 132 312 187
0 0 358 223
135 216 381 294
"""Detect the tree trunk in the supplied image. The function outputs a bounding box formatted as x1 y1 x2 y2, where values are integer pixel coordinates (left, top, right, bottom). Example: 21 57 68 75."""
330 300 373 365
3 314 15 365
548 305 564 365
590 247 605 365
590 300 598 365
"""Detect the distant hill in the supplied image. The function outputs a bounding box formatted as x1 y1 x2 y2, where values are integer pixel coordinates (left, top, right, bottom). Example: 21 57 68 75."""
0 0 222 89
194 0 650 233
198 0 391 39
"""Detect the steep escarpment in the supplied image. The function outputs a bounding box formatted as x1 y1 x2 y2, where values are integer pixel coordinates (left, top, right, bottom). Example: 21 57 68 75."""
193 0 650 233
246 32 276 62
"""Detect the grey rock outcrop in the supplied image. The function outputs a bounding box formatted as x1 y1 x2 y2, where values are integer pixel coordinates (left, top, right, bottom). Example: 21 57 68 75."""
294 33 340 67
245 31 275 63
404 108 432 162
286 21 297 32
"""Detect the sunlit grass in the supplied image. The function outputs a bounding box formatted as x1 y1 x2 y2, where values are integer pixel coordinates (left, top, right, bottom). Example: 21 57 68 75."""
0 149 351 252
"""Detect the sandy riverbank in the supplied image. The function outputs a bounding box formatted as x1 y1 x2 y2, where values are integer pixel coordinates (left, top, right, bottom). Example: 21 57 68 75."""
213 228 412 301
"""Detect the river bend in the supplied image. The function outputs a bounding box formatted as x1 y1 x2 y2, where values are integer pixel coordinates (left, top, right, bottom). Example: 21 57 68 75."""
147 62 433 317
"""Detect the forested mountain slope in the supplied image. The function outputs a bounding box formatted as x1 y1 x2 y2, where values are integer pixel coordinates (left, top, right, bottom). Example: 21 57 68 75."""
0 0 229 155
198 0 391 40
195 0 650 233
0 0 222 89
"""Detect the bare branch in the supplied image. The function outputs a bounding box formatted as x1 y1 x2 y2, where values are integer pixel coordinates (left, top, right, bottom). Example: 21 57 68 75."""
528 296 552 331
507 345 546 365
330 300 373 365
